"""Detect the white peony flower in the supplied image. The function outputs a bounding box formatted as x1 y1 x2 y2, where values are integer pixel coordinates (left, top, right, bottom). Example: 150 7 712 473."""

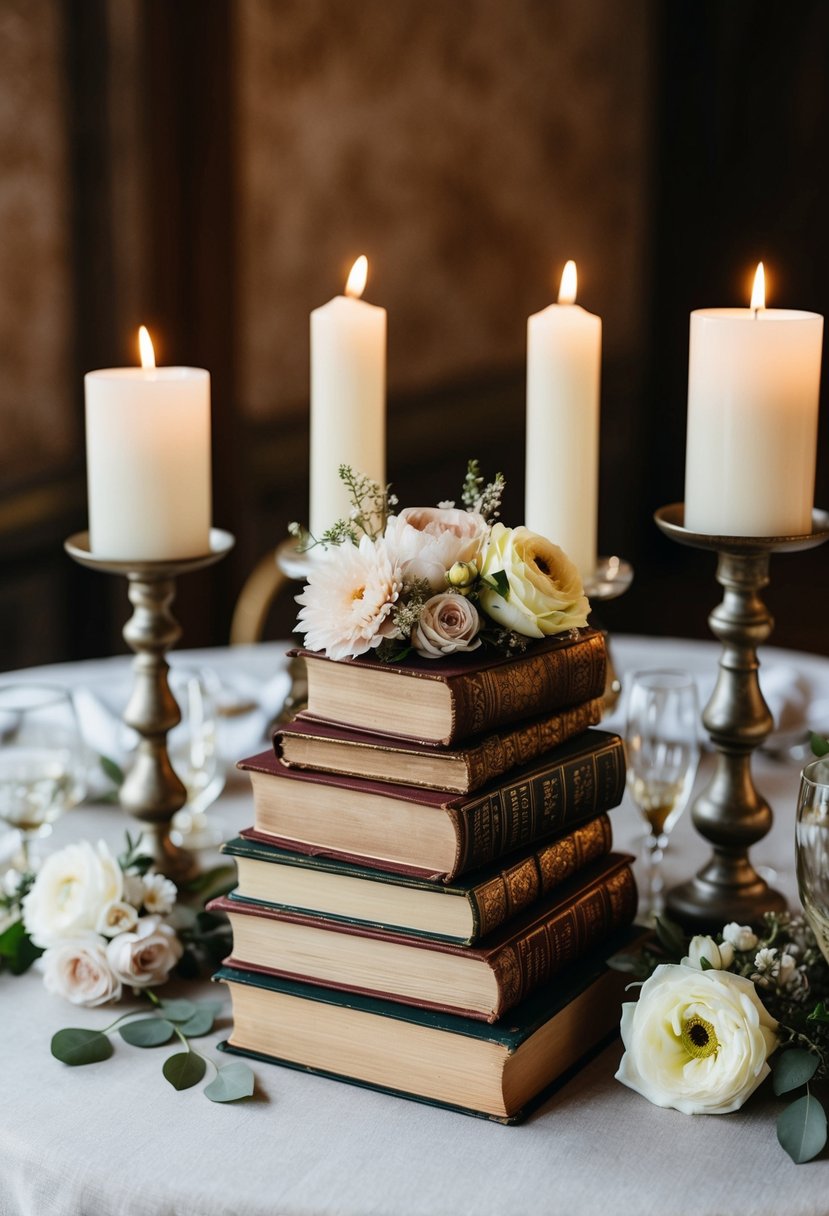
23 841 123 948
384 507 487 593
616 963 778 1115
722 923 758 952
412 593 481 659
96 900 139 938
682 935 735 971
295 536 403 661
42 935 122 1007
141 873 177 916
478 524 589 638
106 914 183 988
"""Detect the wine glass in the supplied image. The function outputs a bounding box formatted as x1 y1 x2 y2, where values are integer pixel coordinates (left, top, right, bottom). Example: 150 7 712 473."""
167 666 226 851
795 758 829 962
0 684 87 873
625 669 700 921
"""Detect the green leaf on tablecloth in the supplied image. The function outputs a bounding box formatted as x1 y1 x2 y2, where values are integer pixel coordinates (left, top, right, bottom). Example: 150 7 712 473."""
119 1018 175 1048
177 1007 215 1038
162 1050 207 1090
773 1048 819 1096
777 1093 827 1163
810 732 829 758
204 1062 255 1103
159 998 198 1023
51 1028 114 1066
0 919 42 976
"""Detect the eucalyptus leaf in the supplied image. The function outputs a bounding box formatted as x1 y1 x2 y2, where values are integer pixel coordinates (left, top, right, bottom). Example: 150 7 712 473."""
773 1048 819 1096
99 753 125 787
177 1008 215 1038
51 1028 114 1066
0 919 42 975
204 1062 255 1103
119 1018 175 1048
810 732 829 758
777 1093 827 1164
160 998 198 1023
162 1050 207 1090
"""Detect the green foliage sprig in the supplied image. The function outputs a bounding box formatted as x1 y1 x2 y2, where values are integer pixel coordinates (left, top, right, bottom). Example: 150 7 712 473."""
288 464 397 550
50 991 254 1103
460 458 505 524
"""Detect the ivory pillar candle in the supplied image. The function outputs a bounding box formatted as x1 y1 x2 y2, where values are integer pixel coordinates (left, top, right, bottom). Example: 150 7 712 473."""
85 327 212 560
684 264 823 537
310 256 386 537
525 260 601 577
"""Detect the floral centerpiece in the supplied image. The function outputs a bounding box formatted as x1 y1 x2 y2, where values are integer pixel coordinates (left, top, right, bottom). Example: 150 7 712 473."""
289 461 590 662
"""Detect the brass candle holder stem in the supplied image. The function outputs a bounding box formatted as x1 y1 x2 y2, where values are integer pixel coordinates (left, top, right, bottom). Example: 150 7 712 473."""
654 504 829 931
65 529 235 883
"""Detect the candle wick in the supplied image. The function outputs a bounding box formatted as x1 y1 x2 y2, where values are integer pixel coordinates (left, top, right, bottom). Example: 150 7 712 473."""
753 307 760 320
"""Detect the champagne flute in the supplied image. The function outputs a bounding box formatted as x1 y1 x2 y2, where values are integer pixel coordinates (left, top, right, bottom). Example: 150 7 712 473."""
0 684 87 873
625 669 700 921
795 758 829 962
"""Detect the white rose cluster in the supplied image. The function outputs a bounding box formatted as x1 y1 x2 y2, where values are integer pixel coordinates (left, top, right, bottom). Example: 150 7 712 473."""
22 840 182 1008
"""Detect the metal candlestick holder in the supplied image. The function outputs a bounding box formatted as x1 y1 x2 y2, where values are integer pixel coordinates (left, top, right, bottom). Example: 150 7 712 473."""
65 529 235 883
654 503 829 931
583 555 634 714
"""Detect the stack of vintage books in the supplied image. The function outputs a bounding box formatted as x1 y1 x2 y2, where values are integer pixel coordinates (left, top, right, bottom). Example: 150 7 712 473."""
214 628 638 1122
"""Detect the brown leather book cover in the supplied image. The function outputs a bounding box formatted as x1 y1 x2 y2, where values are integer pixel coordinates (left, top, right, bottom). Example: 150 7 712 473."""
239 728 626 880
211 852 637 1022
273 698 603 793
293 628 607 745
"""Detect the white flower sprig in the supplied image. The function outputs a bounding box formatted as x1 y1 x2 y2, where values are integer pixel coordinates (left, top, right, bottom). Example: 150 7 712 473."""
611 911 829 1163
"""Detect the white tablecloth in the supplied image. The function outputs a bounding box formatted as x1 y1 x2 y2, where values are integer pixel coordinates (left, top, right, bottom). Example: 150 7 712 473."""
2 636 828 1216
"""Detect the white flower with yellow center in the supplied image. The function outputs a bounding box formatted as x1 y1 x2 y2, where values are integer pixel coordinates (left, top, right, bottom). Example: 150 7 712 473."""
616 963 778 1115
295 536 403 661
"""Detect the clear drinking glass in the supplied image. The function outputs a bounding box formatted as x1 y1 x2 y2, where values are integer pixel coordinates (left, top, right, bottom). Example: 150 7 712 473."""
0 684 87 872
168 666 226 851
795 758 829 963
625 669 700 921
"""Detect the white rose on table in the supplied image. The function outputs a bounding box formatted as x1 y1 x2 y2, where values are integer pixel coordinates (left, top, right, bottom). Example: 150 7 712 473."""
478 524 589 638
22 840 123 948
682 934 735 971
106 915 183 988
616 963 778 1115
384 507 487 592
412 593 481 659
42 935 122 1007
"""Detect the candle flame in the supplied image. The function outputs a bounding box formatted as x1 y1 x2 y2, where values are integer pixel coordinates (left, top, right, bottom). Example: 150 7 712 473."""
138 325 156 369
345 255 368 299
750 262 765 311
558 260 578 305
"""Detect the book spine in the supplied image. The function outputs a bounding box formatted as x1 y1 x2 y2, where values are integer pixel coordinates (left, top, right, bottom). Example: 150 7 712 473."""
463 697 603 793
489 863 637 1020
447 734 625 878
470 814 613 939
448 632 606 742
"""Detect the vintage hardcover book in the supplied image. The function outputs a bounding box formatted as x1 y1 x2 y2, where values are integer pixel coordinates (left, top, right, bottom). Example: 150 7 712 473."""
222 814 613 945
215 926 647 1123
273 697 604 794
209 852 637 1022
238 728 626 881
292 628 606 745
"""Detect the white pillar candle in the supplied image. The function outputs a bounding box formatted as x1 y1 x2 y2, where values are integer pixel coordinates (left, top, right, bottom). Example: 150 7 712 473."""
85 327 212 560
309 255 387 538
525 260 602 577
684 264 823 537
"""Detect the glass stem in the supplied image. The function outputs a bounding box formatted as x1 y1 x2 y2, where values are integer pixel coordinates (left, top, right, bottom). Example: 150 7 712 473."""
644 832 666 918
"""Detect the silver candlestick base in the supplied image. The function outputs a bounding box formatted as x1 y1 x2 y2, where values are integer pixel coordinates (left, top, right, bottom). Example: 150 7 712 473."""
654 503 829 931
65 529 235 883
583 555 634 715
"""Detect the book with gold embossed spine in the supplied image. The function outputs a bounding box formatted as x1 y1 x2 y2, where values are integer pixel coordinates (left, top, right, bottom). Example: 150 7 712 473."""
222 814 613 946
209 852 637 1023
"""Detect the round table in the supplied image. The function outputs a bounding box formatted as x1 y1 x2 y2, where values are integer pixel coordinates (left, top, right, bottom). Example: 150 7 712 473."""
1 636 828 1216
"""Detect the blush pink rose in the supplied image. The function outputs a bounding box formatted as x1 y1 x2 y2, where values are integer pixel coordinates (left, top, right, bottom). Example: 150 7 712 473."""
384 507 487 591
412 593 481 659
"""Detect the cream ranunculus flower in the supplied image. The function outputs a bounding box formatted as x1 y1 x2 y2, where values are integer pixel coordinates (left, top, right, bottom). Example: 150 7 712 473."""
42 935 122 1007
477 524 589 638
682 935 735 971
616 963 778 1115
106 915 183 988
384 507 487 592
22 840 123 948
412 593 481 659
